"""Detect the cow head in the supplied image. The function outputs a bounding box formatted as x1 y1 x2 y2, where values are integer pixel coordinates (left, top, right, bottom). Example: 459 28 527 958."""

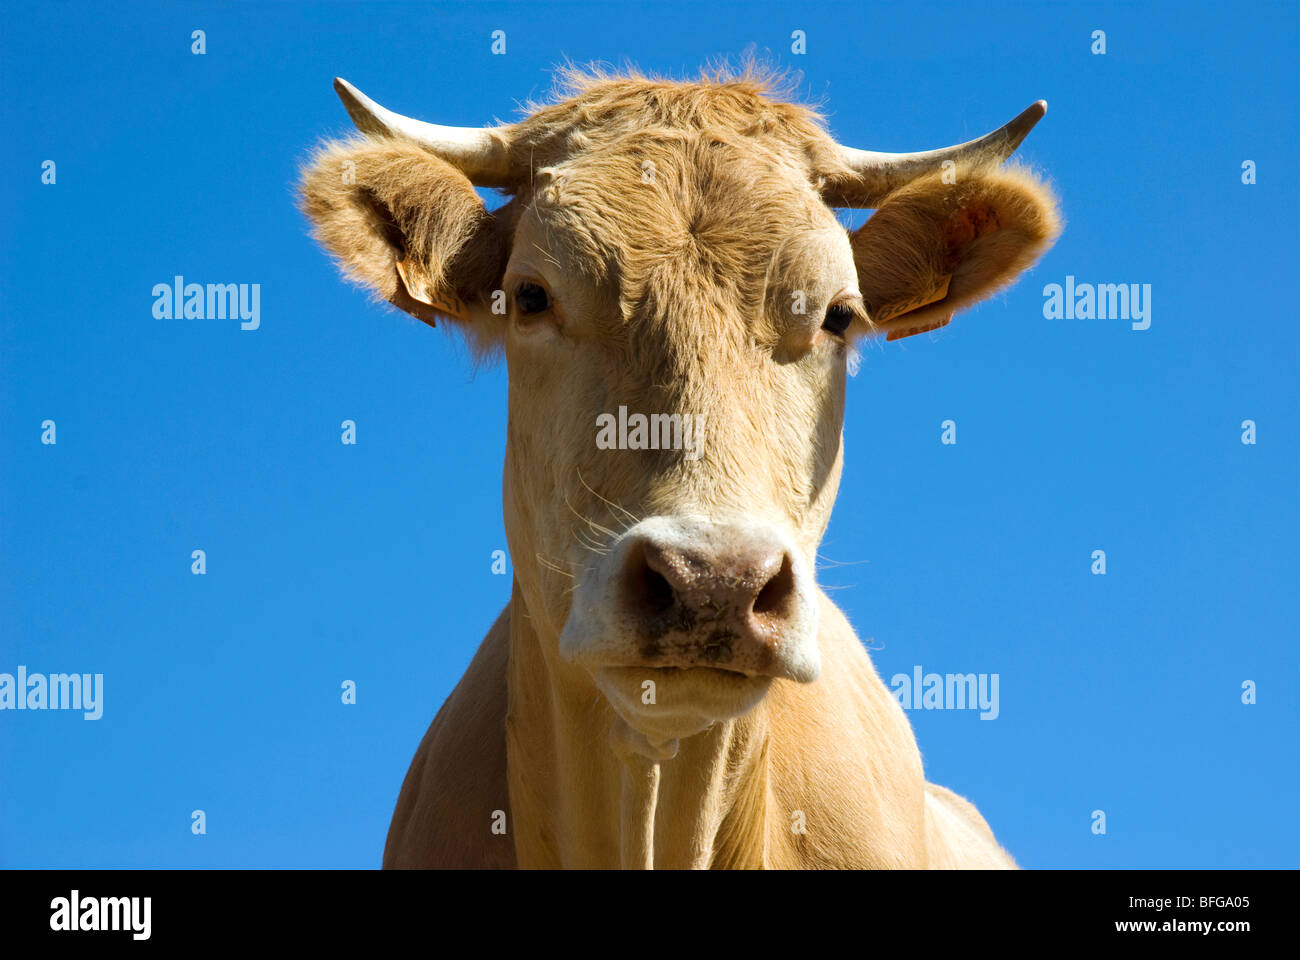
299 69 1060 747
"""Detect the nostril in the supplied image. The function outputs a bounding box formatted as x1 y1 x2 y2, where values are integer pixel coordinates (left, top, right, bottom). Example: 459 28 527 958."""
623 542 676 617
752 553 796 618
640 567 675 615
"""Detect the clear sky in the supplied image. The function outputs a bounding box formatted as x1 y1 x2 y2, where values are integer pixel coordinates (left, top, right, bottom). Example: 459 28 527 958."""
1 0 1296 868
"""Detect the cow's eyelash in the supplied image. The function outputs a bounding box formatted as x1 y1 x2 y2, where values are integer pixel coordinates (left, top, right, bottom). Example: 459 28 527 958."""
514 282 551 315
822 299 869 338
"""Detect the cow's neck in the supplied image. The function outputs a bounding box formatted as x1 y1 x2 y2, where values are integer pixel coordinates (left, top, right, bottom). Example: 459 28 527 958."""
504 582 772 869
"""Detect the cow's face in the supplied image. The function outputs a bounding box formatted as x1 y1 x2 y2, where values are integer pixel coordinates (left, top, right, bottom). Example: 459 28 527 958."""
498 139 859 741
300 74 1061 743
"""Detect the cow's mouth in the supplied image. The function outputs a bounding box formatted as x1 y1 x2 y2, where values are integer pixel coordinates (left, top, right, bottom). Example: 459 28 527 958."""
590 663 774 740
639 664 753 680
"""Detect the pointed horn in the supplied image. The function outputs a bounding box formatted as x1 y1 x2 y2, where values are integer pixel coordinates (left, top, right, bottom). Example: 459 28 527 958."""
830 100 1047 207
333 77 515 187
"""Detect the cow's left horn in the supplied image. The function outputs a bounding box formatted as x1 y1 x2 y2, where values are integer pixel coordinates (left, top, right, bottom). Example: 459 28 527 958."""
829 100 1047 207
333 77 515 187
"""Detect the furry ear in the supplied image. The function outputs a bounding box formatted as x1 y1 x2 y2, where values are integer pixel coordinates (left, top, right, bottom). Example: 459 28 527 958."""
850 166 1061 340
298 138 508 332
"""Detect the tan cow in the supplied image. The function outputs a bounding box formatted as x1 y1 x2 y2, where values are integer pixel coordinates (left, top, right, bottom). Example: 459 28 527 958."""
299 66 1061 869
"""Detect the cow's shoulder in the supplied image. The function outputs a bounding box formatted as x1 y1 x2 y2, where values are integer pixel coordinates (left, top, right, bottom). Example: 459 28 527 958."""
923 782 1017 868
382 604 516 868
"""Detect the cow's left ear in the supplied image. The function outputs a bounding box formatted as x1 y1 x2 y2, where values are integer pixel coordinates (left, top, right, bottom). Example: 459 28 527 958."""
850 166 1061 340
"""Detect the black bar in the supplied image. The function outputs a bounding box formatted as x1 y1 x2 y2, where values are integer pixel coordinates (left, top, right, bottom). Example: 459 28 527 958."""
0 869 1278 946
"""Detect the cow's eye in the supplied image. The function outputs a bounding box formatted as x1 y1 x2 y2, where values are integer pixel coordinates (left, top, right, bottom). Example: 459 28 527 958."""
515 282 551 316
822 302 855 337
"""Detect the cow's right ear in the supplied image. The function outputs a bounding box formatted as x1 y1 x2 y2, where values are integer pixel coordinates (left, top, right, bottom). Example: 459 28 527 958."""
849 164 1061 340
297 138 509 334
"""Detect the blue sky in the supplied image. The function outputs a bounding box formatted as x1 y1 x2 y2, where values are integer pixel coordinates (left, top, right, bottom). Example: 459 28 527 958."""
1 0 1296 868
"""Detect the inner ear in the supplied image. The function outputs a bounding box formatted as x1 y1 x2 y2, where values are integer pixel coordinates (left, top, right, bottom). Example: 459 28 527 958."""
943 201 1001 269
354 188 462 326
359 187 407 258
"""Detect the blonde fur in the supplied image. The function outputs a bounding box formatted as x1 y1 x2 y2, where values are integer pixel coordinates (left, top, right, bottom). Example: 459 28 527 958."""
299 68 1060 869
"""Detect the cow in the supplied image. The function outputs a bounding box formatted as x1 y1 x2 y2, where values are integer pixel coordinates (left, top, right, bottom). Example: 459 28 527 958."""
298 66 1061 869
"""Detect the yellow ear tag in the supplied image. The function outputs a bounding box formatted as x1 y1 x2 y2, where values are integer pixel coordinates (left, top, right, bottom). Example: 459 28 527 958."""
396 257 470 323
885 313 953 342
874 274 952 325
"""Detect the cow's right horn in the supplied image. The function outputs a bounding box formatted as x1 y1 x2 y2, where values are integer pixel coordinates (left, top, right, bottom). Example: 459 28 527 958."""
333 77 515 188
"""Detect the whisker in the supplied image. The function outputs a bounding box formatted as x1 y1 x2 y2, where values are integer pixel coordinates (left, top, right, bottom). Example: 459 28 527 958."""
577 469 642 530
535 552 574 578
563 492 620 541
816 552 870 569
572 528 609 555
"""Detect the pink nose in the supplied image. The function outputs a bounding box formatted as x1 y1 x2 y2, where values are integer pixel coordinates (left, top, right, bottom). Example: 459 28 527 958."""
618 533 800 677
